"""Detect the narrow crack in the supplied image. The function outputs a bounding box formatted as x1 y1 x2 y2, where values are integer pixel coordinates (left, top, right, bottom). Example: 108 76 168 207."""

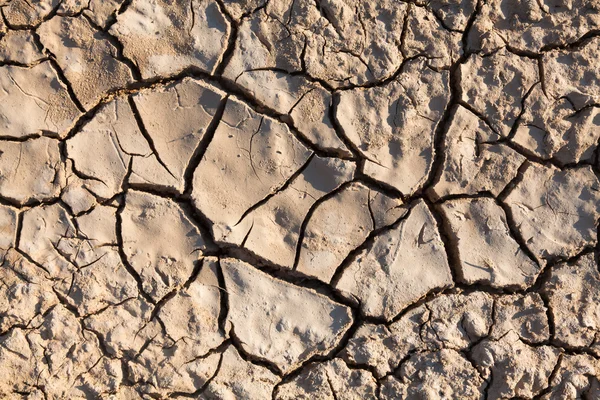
228 323 283 376
182 95 229 197
127 96 177 180
213 0 237 76
79 12 142 81
115 189 157 306
231 153 315 228
329 203 413 290
167 342 229 398
427 199 463 285
45 58 86 113
215 258 229 336
292 180 356 271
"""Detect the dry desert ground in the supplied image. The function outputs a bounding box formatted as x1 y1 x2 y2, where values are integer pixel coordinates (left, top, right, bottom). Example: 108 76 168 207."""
0 0 600 399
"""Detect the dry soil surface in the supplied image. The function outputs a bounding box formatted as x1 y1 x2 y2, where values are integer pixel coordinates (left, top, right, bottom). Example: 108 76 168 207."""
0 0 600 399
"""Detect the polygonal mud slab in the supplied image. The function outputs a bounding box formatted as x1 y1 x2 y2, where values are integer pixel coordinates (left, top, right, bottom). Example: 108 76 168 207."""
543 253 600 354
296 181 405 283
221 258 353 374
120 190 209 301
341 292 494 377
110 0 230 78
129 77 227 192
468 0 600 53
505 164 600 263
431 106 526 199
472 331 561 399
460 48 539 137
439 197 540 289
192 96 312 237
156 257 224 347
336 59 450 195
203 345 280 399
2 0 59 28
0 137 66 205
221 155 356 269
0 62 81 139
66 96 152 199
38 15 134 109
0 30 45 64
334 200 453 321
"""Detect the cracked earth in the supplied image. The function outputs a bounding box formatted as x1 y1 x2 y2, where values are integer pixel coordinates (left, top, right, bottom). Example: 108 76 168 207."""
0 0 600 399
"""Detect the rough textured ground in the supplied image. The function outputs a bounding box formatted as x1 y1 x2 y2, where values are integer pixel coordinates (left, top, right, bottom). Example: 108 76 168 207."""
0 0 600 399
